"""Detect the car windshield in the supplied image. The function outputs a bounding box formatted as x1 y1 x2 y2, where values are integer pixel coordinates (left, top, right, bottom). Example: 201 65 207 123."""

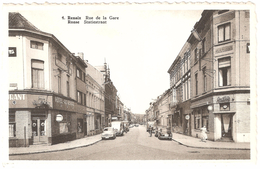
104 128 113 131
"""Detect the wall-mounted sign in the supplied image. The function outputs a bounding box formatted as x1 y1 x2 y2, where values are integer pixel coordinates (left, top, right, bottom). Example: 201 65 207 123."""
9 47 17 57
185 115 190 120
56 114 63 122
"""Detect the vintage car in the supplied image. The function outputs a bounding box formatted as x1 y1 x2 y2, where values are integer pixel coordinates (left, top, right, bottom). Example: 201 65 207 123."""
101 127 116 140
158 127 172 140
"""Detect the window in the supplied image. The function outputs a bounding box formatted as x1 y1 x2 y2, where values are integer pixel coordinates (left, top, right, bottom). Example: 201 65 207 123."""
57 53 62 61
58 69 61 93
203 67 207 92
202 38 206 55
247 43 250 53
195 73 198 95
77 91 86 105
218 23 231 42
67 76 70 97
202 116 209 130
30 41 44 50
219 57 231 87
32 60 44 89
187 78 190 99
76 68 85 82
77 91 82 104
194 48 198 63
9 111 16 137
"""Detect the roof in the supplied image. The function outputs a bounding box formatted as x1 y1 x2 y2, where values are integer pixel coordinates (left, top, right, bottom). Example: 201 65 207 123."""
9 12 42 32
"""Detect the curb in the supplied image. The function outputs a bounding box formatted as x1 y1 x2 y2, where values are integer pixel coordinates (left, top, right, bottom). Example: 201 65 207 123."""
171 139 250 150
9 139 102 156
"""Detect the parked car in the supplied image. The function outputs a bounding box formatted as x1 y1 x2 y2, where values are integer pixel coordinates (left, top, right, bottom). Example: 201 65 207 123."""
158 127 172 140
101 127 116 140
129 124 135 128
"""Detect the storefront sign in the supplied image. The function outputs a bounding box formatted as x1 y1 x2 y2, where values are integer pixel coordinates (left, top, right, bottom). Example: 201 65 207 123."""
217 96 230 103
54 96 75 111
56 114 63 122
215 45 233 54
9 94 25 100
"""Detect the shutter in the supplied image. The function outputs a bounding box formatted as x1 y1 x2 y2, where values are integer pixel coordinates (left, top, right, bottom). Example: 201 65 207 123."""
219 57 231 68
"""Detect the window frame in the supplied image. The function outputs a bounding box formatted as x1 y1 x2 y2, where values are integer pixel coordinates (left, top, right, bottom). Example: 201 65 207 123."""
31 60 45 89
30 41 44 50
218 23 231 43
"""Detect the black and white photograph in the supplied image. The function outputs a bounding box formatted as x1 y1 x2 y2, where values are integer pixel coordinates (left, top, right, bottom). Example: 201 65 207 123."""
1 0 258 167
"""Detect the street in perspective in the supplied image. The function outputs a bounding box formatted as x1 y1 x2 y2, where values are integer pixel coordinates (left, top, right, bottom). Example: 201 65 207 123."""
9 124 250 160
5 5 255 162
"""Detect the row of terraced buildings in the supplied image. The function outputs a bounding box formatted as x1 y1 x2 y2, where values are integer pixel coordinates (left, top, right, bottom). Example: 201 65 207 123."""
146 10 250 142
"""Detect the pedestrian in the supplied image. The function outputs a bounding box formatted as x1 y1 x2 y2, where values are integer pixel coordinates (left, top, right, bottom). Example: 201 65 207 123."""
200 126 208 142
149 125 152 137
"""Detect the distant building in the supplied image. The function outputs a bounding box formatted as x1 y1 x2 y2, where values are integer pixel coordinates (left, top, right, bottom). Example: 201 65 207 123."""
85 60 105 135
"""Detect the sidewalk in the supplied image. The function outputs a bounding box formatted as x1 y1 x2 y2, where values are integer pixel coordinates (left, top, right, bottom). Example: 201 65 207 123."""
171 132 250 150
9 134 102 156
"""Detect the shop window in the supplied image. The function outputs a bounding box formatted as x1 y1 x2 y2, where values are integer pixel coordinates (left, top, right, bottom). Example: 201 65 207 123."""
9 111 16 137
30 41 44 50
59 113 71 134
202 116 209 130
218 23 231 42
31 60 44 89
218 57 231 87
77 119 83 133
194 115 200 129
59 123 69 133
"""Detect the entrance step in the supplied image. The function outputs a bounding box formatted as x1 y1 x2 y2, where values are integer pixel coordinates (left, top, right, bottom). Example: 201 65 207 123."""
217 137 234 142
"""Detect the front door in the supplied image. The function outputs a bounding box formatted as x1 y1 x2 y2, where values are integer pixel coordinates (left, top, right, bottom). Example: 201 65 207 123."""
32 118 47 144
221 114 233 141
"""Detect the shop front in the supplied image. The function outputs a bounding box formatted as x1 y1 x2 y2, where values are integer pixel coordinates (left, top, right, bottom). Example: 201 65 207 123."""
9 92 53 147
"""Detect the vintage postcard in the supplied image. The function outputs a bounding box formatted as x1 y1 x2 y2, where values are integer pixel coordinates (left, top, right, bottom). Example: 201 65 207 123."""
1 0 258 168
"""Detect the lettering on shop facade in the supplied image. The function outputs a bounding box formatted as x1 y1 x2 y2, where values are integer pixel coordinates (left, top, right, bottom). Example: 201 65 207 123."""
217 96 230 103
54 96 75 111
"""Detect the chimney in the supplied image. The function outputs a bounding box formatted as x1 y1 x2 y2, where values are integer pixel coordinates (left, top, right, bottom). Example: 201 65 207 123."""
78 52 84 60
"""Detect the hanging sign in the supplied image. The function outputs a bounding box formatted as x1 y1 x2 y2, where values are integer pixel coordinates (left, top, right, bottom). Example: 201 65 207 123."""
56 114 63 122
185 115 190 120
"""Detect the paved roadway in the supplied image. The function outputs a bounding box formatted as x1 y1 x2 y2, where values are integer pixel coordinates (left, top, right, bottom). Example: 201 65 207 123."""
9 125 250 160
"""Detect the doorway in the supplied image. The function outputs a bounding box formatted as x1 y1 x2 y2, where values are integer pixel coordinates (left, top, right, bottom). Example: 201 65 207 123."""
32 115 47 144
221 113 233 141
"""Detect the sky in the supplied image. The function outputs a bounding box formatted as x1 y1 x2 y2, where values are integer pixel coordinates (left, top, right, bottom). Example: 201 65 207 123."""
6 8 202 114
3 1 257 115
